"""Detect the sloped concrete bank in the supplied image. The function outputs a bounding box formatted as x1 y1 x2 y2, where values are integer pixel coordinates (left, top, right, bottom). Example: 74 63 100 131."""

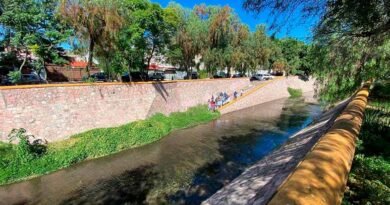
220 77 316 115
203 98 351 205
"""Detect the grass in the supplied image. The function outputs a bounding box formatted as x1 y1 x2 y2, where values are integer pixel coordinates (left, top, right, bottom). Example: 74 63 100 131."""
0 105 220 185
342 81 390 205
287 87 303 98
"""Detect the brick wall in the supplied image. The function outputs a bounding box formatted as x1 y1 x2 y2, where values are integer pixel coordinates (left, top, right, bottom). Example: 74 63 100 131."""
0 78 250 142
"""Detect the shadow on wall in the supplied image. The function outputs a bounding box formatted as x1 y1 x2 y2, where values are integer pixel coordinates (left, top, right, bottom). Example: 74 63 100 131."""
152 81 170 102
268 86 369 205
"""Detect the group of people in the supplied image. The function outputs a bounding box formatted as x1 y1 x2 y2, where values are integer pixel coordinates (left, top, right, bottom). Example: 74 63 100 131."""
208 89 244 112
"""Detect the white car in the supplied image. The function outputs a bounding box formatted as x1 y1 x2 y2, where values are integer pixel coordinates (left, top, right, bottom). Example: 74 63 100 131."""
263 74 274 80
251 74 272 81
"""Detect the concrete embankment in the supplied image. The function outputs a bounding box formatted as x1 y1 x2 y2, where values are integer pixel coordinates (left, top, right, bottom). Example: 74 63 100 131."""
204 84 370 205
220 77 315 115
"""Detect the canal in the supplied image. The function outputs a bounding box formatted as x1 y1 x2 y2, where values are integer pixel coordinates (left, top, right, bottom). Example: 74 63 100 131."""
0 95 322 205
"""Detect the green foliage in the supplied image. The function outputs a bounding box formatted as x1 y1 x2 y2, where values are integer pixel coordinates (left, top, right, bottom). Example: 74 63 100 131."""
343 82 390 204
0 106 219 185
0 0 71 69
198 70 209 79
82 76 97 83
287 87 303 98
7 71 21 84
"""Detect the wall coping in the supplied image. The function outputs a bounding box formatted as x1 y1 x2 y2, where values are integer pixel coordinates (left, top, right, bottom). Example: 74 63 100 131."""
0 77 250 90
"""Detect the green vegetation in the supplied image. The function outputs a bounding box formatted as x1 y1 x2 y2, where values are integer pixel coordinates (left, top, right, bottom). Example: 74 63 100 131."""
244 0 389 103
343 82 390 204
0 105 219 185
287 87 303 98
0 0 312 81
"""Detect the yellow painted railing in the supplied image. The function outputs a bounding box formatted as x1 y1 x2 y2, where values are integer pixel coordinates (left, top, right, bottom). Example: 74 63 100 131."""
268 84 370 205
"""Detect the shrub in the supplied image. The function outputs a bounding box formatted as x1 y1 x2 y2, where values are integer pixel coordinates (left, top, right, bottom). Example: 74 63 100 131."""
287 87 303 98
7 71 22 84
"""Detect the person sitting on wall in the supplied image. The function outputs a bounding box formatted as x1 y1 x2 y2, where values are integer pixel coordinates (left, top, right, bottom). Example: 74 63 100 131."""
211 100 216 112
234 91 238 99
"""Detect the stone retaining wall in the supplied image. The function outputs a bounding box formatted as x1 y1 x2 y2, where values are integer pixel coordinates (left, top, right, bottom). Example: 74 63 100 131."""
0 79 249 142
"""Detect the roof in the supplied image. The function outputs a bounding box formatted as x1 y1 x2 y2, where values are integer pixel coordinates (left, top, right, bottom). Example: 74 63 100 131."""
70 61 88 68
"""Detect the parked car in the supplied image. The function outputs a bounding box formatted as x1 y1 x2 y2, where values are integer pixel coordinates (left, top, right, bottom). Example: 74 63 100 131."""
164 70 177 80
90 72 107 82
121 72 149 82
250 74 267 81
272 71 284 76
0 75 11 85
213 75 224 79
20 74 45 84
149 72 165 81
263 74 274 80
232 74 245 78
184 72 198 79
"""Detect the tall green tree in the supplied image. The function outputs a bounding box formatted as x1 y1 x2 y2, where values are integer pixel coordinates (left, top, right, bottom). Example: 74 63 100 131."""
243 0 390 102
59 0 123 76
0 0 71 82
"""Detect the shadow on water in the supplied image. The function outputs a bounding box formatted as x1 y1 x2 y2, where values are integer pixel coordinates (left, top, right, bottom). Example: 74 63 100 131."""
59 165 157 205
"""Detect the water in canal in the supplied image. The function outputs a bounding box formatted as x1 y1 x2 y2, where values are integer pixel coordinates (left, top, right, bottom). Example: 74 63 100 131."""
0 95 322 205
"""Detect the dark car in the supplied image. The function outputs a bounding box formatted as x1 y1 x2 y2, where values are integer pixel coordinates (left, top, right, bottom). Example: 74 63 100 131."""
90 72 107 82
121 72 149 82
20 74 45 84
232 74 245 78
184 72 198 80
213 75 224 79
149 72 165 81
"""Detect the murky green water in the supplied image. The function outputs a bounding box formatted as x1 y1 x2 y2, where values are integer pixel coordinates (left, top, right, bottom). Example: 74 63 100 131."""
0 96 321 205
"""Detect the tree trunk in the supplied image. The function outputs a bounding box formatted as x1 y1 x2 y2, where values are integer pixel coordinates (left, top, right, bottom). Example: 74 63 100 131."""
147 44 156 72
19 50 28 72
227 66 231 78
128 59 133 82
86 38 95 77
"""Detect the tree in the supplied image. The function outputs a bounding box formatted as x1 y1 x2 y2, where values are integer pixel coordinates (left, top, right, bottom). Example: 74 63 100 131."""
244 25 272 73
243 0 390 102
277 38 309 75
59 0 123 77
0 0 71 82
169 5 208 78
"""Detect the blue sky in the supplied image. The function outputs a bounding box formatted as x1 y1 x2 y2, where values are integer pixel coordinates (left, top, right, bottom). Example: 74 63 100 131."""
152 0 318 42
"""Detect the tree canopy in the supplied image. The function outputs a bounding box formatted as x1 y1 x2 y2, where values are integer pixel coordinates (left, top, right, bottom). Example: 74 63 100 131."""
243 0 390 102
0 0 312 83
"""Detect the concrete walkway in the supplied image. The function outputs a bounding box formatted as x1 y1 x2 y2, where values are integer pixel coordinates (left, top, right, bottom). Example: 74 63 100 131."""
202 99 350 205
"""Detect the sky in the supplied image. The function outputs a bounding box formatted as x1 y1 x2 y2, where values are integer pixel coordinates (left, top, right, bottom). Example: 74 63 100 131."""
152 0 318 42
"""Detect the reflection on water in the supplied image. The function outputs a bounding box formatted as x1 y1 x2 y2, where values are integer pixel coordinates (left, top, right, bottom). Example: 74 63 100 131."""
0 96 321 205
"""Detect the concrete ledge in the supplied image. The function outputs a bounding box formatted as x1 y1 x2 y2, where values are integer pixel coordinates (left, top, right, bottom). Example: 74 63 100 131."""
268 84 370 205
